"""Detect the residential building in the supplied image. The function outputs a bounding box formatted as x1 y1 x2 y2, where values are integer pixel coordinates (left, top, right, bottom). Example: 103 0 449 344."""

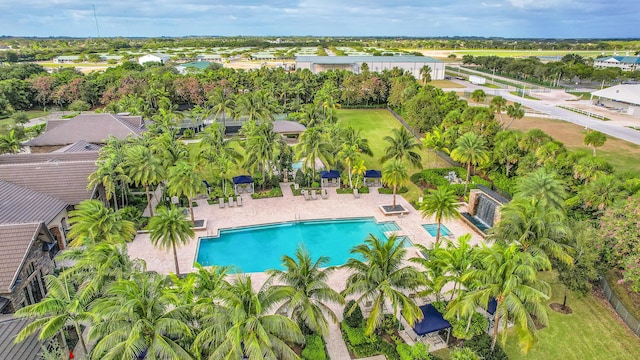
138 53 171 65
594 56 640 71
23 113 145 153
295 55 445 80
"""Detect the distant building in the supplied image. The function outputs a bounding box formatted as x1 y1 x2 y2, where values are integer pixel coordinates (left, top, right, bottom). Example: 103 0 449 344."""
175 61 214 75
295 56 445 80
52 55 79 63
195 54 226 63
594 56 640 72
138 53 171 65
591 84 640 117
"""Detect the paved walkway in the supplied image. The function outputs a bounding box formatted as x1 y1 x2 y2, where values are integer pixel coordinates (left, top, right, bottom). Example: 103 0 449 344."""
128 183 483 359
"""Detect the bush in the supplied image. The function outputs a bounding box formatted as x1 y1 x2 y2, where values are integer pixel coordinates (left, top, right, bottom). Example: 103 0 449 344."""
301 334 327 360
118 206 145 230
251 187 283 199
336 186 369 194
463 333 509 360
488 173 516 198
341 321 374 346
447 312 488 340
182 129 195 139
397 342 430 360
378 186 408 194
343 300 364 328
311 181 320 188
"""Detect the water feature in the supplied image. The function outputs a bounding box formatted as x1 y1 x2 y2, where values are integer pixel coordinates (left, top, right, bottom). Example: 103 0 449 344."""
475 194 498 227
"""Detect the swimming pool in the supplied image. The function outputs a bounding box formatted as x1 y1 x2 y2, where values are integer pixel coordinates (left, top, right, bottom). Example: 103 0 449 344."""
422 223 452 237
196 218 400 273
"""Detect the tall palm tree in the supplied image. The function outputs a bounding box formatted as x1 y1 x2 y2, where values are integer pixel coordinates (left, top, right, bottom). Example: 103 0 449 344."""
583 130 607 157
435 234 476 301
207 87 236 128
148 205 195 274
341 126 373 156
338 144 359 189
505 102 525 130
123 144 164 217
490 96 507 122
420 65 432 84
89 272 193 359
421 125 449 168
516 167 567 212
409 244 448 303
470 89 486 104
382 159 409 209
67 199 136 247
342 234 423 335
299 103 325 128
197 122 243 168
381 127 423 168
462 243 551 353
88 157 121 210
194 275 304 360
492 130 522 177
243 122 282 185
420 187 460 246
450 132 490 196
266 245 345 338
167 160 205 224
352 160 367 189
296 126 333 180
491 197 573 266
151 132 189 171
14 274 94 355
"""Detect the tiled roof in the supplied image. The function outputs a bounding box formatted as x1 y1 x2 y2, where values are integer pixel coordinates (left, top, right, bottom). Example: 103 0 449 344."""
53 141 103 153
0 151 98 165
0 316 42 360
0 223 46 293
0 180 67 225
24 114 146 147
0 161 98 205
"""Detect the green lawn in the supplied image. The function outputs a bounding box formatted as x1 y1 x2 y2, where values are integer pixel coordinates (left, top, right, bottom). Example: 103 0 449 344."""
504 272 640 360
335 109 449 203
429 80 466 89
0 110 50 128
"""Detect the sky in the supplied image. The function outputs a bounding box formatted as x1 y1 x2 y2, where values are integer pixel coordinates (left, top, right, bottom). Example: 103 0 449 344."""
0 0 638 38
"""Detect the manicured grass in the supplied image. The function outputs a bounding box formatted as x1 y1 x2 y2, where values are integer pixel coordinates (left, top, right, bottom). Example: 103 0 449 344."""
336 109 448 203
451 50 606 58
429 80 465 89
508 117 640 174
504 272 640 360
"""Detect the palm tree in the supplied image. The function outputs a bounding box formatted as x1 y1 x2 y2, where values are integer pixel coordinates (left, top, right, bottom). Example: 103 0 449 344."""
322 96 341 121
584 130 607 157
296 127 333 180
0 129 23 154
435 234 476 301
516 167 567 212
490 96 507 122
194 275 304 360
352 160 367 189
491 197 573 266
167 160 205 223
67 199 136 246
266 245 345 338
243 121 282 185
381 127 423 168
299 103 325 128
338 144 359 189
450 132 490 196
342 234 423 335
14 275 93 355
505 102 525 129
421 125 449 168
341 126 373 156
89 272 194 359
409 244 448 302
470 89 486 104
462 243 551 353
420 65 432 84
382 159 409 209
207 87 235 128
88 158 121 210
197 122 243 167
123 144 164 217
148 205 195 274
492 130 522 177
420 187 460 246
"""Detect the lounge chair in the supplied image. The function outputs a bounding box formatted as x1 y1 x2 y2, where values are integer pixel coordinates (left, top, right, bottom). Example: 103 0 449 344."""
237 196 243 207
302 190 310 200
228 198 235 207
311 190 318 200
219 198 225 208
321 188 328 199
353 188 360 198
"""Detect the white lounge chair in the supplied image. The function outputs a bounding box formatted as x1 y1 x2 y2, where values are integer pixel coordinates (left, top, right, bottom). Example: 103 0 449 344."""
311 190 318 200
237 196 243 207
321 188 328 199
219 198 225 208
353 188 360 198
302 190 310 200
228 198 235 207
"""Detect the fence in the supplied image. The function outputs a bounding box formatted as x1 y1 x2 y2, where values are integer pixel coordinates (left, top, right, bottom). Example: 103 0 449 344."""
600 277 640 337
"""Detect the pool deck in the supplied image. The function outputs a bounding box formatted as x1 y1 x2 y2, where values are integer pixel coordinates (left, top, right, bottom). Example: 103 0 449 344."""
127 183 486 359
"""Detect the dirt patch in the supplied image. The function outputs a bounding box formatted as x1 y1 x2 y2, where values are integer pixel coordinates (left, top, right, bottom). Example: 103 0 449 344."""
550 302 573 314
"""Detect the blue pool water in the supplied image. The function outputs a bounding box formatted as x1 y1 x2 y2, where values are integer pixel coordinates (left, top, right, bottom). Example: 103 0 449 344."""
196 218 398 273
422 223 451 237
292 161 304 170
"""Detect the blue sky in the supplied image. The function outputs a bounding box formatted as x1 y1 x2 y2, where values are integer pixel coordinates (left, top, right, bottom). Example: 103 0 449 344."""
0 0 638 38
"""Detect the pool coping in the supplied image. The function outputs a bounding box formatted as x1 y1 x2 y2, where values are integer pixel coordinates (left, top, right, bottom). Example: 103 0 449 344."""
193 216 403 271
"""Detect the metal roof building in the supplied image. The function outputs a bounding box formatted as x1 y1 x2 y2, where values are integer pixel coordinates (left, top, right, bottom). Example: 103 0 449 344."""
296 55 445 80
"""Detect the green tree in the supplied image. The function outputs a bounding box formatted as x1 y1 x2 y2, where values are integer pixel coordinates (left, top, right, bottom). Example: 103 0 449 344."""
207 87 235 128
420 65 432 84
382 159 409 209
470 89 486 104
296 126 333 180
492 130 523 177
194 275 304 360
421 125 449 168
490 96 507 122
266 245 345 338
167 160 205 224
420 187 460 246
243 121 281 184
381 127 423 168
0 129 23 154
14 275 93 355
148 205 195 274
342 234 423 335
67 199 136 247
123 144 164 217
583 130 607 157
338 144 359 189
352 160 367 189
89 272 193 359
450 132 490 196
462 243 551 353
505 102 525 130
516 167 567 212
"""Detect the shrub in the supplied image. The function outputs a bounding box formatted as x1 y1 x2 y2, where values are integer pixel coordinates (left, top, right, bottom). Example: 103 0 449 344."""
118 206 145 230
341 322 373 346
301 334 327 360
447 312 488 340
311 181 320 188
343 300 364 328
251 187 283 199
182 129 195 139
463 333 509 360
378 186 408 194
488 173 516 198
397 342 430 360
